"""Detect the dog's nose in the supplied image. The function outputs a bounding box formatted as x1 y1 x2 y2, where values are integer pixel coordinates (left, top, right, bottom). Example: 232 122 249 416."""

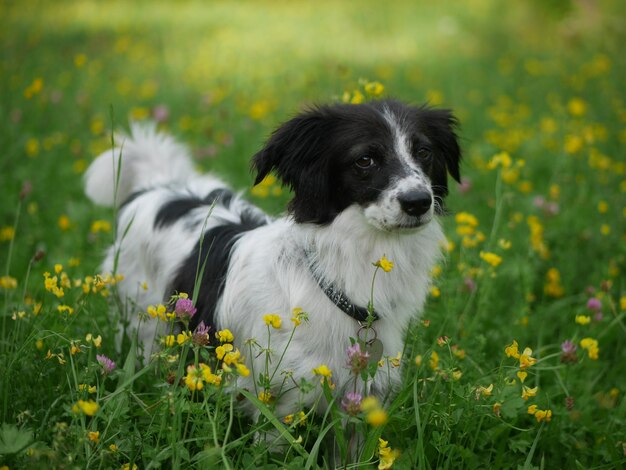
398 191 432 217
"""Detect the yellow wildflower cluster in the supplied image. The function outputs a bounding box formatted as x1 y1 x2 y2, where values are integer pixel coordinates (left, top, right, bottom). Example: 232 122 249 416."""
575 315 591 325
455 212 485 248
543 268 564 298
479 251 502 268
75 273 124 297
527 216 549 259
263 313 282 329
0 275 18 289
505 340 537 370
184 364 221 391
24 77 44 99
580 337 599 360
148 304 175 322
90 220 112 234
283 410 307 426
487 151 525 185
216 328 234 343
361 396 388 427
258 390 273 404
342 79 385 104
378 438 399 470
72 399 99 416
527 405 552 423
214 332 250 376
44 265 72 297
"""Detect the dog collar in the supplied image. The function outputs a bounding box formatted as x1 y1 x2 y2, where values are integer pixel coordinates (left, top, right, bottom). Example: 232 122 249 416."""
305 250 379 324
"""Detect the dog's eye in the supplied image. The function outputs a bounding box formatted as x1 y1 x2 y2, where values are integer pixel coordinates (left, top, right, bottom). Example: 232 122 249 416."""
417 147 432 160
354 156 375 169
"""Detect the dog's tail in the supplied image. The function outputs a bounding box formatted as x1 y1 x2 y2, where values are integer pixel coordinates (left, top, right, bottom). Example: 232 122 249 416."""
84 121 196 207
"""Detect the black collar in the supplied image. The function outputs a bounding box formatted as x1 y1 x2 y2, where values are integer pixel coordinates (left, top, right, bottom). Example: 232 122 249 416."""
305 250 379 324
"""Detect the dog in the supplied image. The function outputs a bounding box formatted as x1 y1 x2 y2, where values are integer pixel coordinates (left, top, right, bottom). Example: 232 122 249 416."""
84 99 461 421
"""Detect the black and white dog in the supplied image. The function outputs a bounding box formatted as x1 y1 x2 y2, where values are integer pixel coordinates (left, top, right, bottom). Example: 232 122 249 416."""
85 99 461 419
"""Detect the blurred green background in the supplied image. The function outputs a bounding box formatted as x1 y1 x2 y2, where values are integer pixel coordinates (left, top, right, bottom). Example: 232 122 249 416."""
1 0 624 274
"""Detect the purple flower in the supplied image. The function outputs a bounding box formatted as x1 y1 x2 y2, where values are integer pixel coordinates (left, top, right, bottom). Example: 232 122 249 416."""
152 104 169 123
96 354 116 374
463 277 477 292
346 343 370 374
175 298 197 321
560 340 577 364
341 392 363 415
193 321 210 346
586 298 602 311
561 340 576 354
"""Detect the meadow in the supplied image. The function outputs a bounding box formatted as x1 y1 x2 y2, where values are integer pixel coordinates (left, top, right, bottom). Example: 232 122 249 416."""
1 0 625 468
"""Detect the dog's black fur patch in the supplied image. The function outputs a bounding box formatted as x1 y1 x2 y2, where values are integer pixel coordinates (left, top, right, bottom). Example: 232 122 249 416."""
167 198 269 336
154 188 234 228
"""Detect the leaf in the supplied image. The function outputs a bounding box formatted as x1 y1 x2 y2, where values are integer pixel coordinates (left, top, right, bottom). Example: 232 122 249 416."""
0 423 33 456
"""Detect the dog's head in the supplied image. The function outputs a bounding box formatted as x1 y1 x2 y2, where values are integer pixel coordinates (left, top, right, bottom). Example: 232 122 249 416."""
252 99 461 231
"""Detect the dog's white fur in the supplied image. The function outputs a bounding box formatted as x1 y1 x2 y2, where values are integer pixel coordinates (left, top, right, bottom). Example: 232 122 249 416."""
85 119 446 419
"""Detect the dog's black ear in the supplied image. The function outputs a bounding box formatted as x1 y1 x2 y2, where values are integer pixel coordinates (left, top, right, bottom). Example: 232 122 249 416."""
251 109 334 223
417 108 462 210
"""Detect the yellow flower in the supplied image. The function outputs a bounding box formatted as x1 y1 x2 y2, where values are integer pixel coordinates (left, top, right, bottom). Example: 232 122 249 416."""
620 296 626 311
184 365 204 391
374 256 394 272
521 385 538 401
567 97 587 117
58 214 71 231
575 315 591 325
476 384 494 399
200 364 222 385
519 347 537 370
57 305 74 315
216 329 234 343
215 343 233 360
580 337 599 360
361 396 380 412
236 363 250 377
430 286 441 298
366 408 388 427
90 220 111 234
163 335 175 347
109 444 118 452
533 408 552 423
527 404 538 415
493 402 502 417
258 390 272 404
414 355 422 367
291 307 306 326
378 438 398 470
312 364 332 378
480 251 502 268
88 431 99 443
176 331 192 346
429 351 439 370
72 400 99 416
263 313 282 329
364 81 385 97
505 340 520 359
0 226 15 242
487 151 513 170
0 276 18 289
223 349 241 366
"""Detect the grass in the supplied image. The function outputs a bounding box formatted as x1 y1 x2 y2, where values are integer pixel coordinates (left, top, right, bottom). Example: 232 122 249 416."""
1 0 626 468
